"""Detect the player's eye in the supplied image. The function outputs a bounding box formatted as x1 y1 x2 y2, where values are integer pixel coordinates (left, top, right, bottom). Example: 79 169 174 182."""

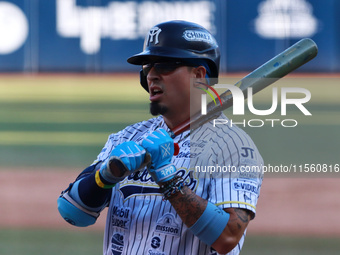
142 62 184 76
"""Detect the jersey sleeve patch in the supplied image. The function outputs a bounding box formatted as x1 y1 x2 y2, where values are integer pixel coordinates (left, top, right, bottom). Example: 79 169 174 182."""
240 146 258 165
232 179 259 196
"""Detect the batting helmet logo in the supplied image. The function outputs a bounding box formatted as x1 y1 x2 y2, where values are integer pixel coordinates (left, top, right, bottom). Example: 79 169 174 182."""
183 30 216 45
147 27 162 45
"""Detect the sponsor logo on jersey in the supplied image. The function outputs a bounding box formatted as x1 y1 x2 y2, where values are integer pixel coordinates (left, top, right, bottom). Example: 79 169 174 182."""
151 236 162 249
147 249 166 255
176 150 202 159
111 206 131 229
176 140 207 158
232 180 259 195
237 171 259 180
147 236 166 255
240 146 258 165
111 232 124 255
155 213 181 237
241 147 255 159
182 140 190 148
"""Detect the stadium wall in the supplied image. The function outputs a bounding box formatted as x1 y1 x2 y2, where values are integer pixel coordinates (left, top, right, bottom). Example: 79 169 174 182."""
0 0 337 73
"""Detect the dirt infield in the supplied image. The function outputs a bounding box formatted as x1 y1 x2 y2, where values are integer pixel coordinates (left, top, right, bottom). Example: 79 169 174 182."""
1 168 339 236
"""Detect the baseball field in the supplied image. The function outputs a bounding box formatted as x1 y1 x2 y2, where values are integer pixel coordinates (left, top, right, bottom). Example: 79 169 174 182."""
0 74 339 254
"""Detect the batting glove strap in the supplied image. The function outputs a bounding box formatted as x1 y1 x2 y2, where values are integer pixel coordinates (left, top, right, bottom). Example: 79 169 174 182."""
149 164 177 183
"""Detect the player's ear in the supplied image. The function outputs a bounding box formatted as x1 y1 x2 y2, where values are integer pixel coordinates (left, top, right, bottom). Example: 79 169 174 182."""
191 66 207 85
193 66 206 79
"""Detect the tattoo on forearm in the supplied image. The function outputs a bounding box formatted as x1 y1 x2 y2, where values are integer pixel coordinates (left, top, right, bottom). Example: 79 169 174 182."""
168 186 207 227
234 208 250 223
227 208 251 233
237 223 242 230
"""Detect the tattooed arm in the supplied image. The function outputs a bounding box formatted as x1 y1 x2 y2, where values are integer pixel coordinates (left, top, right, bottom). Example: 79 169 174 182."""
141 129 253 253
168 185 251 254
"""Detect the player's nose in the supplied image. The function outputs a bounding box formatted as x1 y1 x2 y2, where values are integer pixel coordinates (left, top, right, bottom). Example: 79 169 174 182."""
147 66 161 85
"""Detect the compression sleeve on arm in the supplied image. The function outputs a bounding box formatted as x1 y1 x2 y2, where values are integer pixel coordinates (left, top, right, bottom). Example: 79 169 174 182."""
57 192 99 227
57 164 112 227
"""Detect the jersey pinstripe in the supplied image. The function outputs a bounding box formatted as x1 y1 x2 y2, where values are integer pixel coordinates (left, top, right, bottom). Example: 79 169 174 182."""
93 113 263 255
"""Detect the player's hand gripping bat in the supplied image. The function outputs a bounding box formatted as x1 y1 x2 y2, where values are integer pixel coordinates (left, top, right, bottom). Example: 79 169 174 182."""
171 38 318 136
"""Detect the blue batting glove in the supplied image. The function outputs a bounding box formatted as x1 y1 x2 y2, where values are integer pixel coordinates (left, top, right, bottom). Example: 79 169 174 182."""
141 129 177 183
100 141 146 184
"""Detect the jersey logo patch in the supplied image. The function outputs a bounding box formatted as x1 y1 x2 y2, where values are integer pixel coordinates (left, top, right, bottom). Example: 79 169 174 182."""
147 236 166 255
111 205 131 230
151 236 162 249
155 213 181 237
111 232 124 255
240 146 258 165
232 180 259 195
147 249 166 255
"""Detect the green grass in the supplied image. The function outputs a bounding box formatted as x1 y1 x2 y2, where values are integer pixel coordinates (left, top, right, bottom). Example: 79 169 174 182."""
0 229 102 255
0 75 150 168
1 229 339 255
242 235 340 255
0 75 339 168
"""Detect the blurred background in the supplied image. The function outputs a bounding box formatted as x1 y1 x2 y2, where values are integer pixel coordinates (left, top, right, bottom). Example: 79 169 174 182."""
1 0 339 73
0 0 339 254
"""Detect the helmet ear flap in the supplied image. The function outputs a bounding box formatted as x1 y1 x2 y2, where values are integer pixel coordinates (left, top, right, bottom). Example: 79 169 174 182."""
140 69 149 92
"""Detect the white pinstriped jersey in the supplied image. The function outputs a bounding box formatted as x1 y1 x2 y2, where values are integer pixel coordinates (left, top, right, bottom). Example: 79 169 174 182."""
93 114 263 255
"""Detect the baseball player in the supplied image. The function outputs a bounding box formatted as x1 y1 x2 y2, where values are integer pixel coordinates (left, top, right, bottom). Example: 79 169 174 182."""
58 20 263 255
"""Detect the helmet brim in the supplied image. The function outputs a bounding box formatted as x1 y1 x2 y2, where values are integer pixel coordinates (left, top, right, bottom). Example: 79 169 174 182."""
127 47 205 65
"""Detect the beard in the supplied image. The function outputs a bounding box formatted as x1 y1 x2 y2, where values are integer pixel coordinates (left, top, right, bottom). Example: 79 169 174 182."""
149 101 168 116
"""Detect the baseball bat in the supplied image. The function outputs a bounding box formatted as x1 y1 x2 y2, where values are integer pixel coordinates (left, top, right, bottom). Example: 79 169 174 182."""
171 38 318 136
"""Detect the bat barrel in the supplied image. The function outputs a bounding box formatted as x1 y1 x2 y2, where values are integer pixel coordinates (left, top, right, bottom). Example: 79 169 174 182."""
244 38 317 80
210 38 318 114
173 38 318 136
